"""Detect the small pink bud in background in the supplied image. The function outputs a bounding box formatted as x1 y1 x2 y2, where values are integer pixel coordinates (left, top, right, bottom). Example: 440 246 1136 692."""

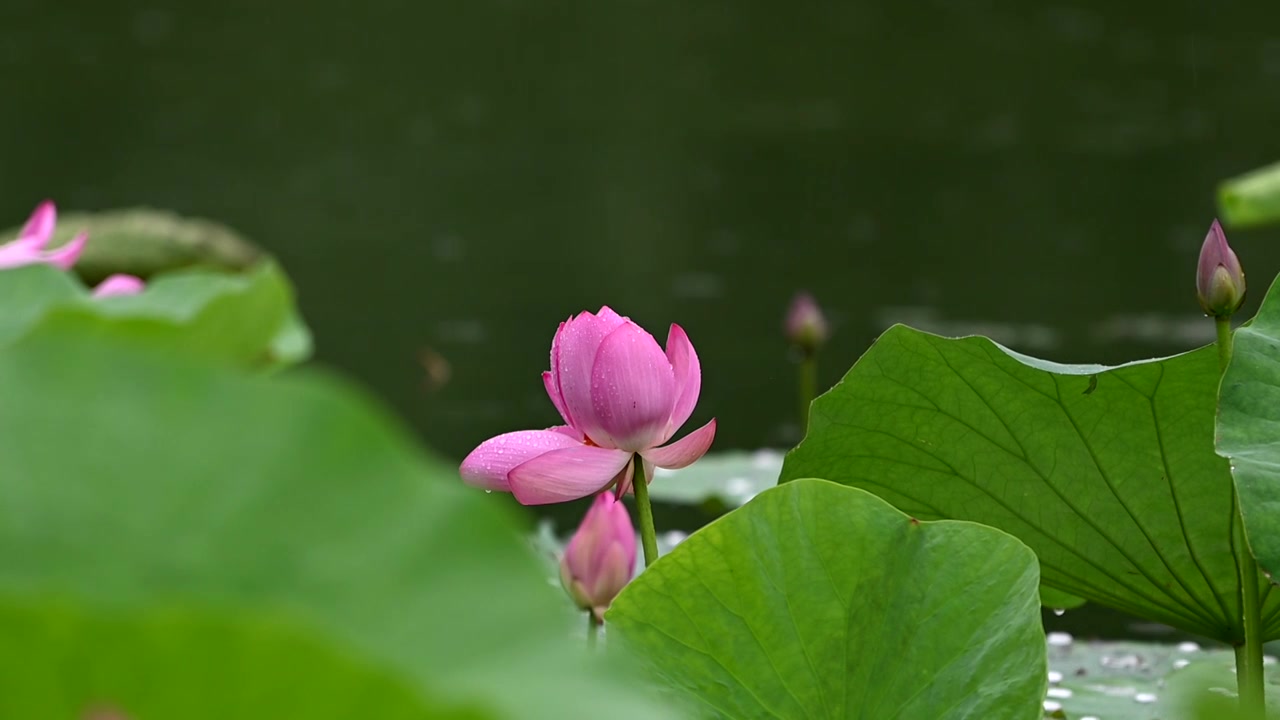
92 274 145 298
0 200 87 270
785 291 828 354
560 492 636 621
1197 219 1246 317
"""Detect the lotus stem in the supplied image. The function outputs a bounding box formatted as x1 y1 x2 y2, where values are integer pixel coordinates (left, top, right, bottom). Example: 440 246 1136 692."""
1219 316 1265 719
1217 317 1234 372
631 454 659 567
799 353 817 435
587 611 601 650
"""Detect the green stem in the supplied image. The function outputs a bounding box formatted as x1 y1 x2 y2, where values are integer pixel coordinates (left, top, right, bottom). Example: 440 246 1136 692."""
631 454 659 567
1236 510 1265 719
1217 317 1235 372
1219 316 1266 719
798 353 817 435
586 611 601 650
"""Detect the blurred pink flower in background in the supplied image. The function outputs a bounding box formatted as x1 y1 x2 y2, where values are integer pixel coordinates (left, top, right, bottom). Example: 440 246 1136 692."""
784 290 828 353
0 200 87 270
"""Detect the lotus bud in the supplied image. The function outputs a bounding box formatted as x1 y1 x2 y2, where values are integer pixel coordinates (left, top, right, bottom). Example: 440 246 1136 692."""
92 274 145 298
559 492 636 620
785 291 828 354
1197 219 1246 317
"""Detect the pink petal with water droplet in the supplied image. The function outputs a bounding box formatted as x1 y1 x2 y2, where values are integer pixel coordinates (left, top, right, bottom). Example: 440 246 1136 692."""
543 318 574 425
459 427 583 492
508 443 632 505
589 322 675 451
554 307 627 445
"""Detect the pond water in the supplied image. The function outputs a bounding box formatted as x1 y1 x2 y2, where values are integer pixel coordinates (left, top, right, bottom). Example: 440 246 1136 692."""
5 0 1280 640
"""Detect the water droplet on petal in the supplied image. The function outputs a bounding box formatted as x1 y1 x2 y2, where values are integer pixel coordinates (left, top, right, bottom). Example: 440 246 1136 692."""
1052 608 1066 616
1047 670 1063 683
1043 700 1062 713
1047 687 1072 699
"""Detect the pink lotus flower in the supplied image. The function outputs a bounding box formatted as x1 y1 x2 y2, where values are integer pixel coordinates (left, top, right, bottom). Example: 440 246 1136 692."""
460 307 716 505
0 201 87 271
560 492 636 620
92 274 145 298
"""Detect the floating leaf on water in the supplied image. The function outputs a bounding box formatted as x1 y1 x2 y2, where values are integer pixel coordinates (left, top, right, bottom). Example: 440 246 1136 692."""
2 207 265 282
0 261 311 369
646 449 783 510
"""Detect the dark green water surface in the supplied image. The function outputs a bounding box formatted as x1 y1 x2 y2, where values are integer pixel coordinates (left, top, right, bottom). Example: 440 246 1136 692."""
5 2 1280 465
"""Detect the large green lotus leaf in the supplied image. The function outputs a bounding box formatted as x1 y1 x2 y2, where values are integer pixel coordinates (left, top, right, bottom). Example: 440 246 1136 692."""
2 207 265 282
0 262 310 367
780 325 1279 642
57 261 295 365
1039 585 1087 611
0 328 672 720
0 263 82 345
1218 161 1280 228
607 479 1047 720
0 600 473 719
1218 274 1280 582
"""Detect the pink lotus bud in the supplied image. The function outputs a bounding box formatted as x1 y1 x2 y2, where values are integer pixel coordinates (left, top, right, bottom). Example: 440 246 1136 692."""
559 492 636 620
785 291 828 353
1197 219 1246 317
92 274 145 298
